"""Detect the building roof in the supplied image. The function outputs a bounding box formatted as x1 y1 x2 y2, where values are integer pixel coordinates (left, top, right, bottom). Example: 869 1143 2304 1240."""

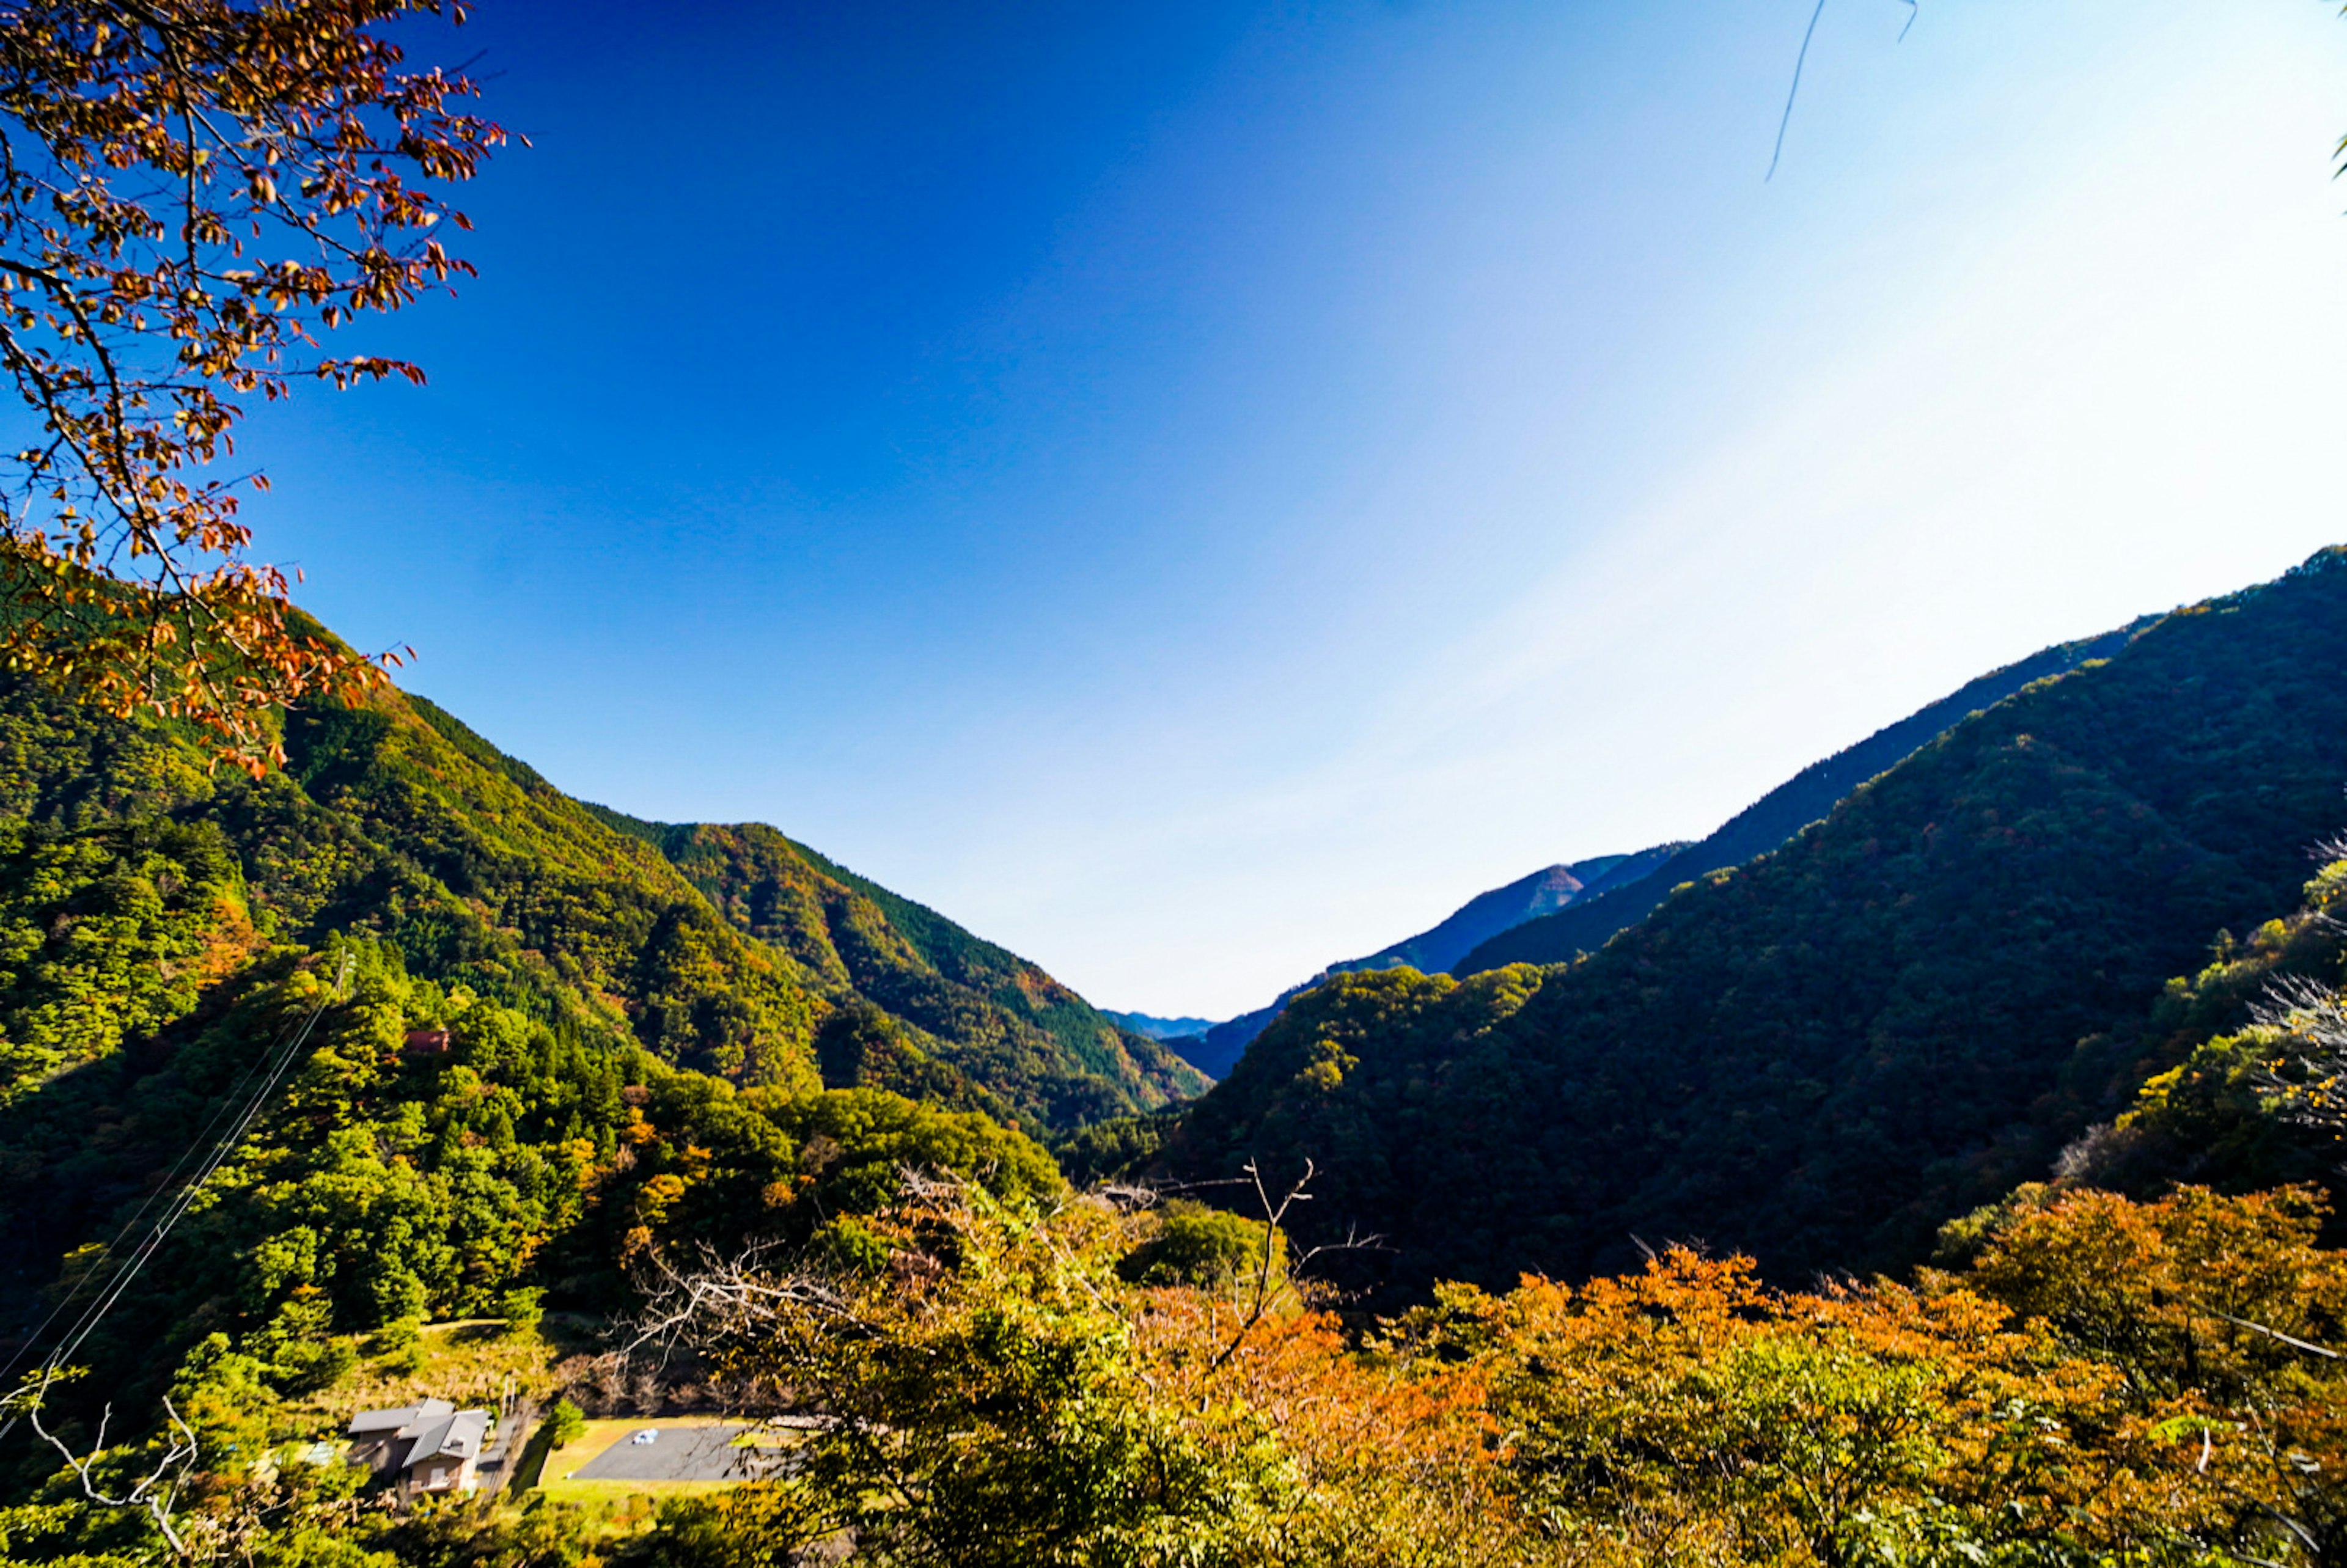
347 1398 454 1437
345 1397 492 1479
405 1409 490 1467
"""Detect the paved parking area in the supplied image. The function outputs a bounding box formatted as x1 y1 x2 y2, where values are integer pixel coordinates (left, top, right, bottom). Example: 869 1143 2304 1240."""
570 1423 752 1482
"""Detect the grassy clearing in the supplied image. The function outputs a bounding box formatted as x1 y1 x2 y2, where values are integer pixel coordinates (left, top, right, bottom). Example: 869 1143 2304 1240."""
282 1315 598 1437
537 1476 738 1505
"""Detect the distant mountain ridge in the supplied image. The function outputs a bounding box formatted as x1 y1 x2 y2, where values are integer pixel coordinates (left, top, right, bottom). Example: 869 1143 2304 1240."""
1161 549 2347 1288
1104 1011 1218 1041
1456 617 2158 973
1132 608 2158 1086
1169 848 1681 1077
1342 847 1683 976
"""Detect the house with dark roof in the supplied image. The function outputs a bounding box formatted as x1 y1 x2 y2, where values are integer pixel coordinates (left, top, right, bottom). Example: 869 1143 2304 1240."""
346 1398 493 1498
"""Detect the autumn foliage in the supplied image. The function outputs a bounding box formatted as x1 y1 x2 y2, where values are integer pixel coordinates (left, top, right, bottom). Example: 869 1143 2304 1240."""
601 1178 2347 1568
0 0 505 771
6 1003 2345 1567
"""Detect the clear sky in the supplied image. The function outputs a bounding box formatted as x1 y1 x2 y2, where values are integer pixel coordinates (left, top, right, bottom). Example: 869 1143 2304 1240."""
254 0 2347 1019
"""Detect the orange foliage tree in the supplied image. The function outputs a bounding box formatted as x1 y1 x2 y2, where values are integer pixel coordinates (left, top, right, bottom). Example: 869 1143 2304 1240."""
616 1177 2347 1568
622 1176 1520 1567
1429 1252 2204 1564
0 0 505 771
1960 1184 2347 1566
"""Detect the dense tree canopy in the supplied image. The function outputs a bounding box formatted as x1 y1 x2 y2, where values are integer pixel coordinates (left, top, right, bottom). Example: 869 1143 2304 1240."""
1160 551 2347 1289
0 658 1204 1486
0 669 1200 1129
15 1173 2343 1567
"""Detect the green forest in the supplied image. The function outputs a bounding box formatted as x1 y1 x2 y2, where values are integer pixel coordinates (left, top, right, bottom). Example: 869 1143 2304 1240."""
0 669 1201 1135
1150 550 2347 1288
1454 618 2155 973
6 554 2347 1566
4 2 2346 1563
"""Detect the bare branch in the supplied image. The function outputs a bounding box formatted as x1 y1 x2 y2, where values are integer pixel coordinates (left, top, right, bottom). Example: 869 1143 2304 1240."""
2247 974 2347 1135
2207 1310 2342 1362
4 1369 198 1557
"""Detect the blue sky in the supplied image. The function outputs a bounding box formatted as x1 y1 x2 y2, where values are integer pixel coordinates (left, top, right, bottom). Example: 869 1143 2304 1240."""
256 0 2347 1017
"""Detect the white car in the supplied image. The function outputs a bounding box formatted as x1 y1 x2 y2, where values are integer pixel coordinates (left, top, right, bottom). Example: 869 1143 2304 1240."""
630 1429 658 1446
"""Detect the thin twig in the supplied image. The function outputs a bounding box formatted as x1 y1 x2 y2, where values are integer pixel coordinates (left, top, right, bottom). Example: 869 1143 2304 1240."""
1766 0 1830 182
2208 1310 2341 1361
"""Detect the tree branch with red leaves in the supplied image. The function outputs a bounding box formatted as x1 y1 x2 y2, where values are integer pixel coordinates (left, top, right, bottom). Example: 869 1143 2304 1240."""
0 0 506 771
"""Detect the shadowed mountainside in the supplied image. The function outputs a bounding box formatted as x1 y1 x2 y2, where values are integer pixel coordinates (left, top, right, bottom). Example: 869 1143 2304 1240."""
1456 617 2157 973
1162 550 2347 1290
1172 620 2154 1087
1169 847 1683 1077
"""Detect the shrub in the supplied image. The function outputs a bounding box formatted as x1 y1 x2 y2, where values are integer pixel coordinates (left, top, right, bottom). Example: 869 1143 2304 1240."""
543 1398 586 1450
1116 1200 1271 1288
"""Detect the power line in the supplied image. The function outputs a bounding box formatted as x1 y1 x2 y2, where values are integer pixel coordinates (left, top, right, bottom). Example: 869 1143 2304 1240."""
0 976 318 1387
1766 0 1920 183
0 953 352 1424
46 953 350 1371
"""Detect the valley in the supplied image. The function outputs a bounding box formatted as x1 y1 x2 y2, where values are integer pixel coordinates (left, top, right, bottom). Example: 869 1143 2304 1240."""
7 554 2347 1567
2 2 2343 1561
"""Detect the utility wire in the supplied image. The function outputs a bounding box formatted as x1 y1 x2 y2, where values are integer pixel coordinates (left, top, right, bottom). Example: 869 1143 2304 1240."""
1766 0 1920 183
46 954 350 1371
0 954 351 1437
0 980 317 1387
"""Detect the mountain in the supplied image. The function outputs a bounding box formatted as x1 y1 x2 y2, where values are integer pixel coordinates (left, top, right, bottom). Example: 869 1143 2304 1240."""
1337 846 1684 976
12 598 2347 1568
1159 549 2347 1291
0 653 1213 1421
0 669 1202 1134
1455 617 2158 973
614 813 1204 1126
12 583 2347 1568
1168 848 1684 1079
1103 1010 1217 1041
1211 618 2167 1067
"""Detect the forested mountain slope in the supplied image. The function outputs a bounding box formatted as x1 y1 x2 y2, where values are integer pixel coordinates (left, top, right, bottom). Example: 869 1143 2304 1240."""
0 661 1198 1412
0 672 1199 1132
1164 549 2347 1288
625 815 1203 1123
1339 848 1681 977
1170 846 1681 1077
1458 617 2154 971
0 936 1065 1428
